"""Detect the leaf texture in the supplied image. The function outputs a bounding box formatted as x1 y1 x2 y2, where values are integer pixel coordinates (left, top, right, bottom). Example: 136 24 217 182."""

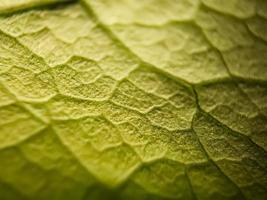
0 0 266 200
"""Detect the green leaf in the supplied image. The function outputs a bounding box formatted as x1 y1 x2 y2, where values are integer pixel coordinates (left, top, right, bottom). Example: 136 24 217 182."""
0 0 266 199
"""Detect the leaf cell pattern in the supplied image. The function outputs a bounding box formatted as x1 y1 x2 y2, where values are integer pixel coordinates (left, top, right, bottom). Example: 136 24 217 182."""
0 0 266 200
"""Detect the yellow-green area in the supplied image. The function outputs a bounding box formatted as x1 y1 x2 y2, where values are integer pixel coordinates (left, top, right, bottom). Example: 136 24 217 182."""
0 0 266 199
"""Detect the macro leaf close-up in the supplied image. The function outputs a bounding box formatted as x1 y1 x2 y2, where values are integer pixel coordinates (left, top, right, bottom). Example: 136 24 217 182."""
0 0 267 199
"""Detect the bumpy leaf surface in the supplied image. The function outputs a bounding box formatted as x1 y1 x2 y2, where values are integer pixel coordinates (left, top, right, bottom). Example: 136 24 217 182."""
0 0 266 199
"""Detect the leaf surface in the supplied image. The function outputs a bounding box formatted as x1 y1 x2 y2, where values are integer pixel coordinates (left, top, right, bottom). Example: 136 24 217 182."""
0 0 266 199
